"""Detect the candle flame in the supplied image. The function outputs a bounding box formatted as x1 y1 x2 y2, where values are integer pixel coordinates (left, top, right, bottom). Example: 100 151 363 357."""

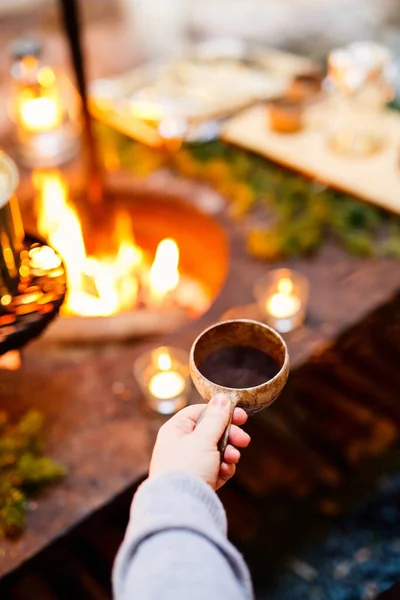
19 95 63 132
157 350 172 371
14 64 65 133
277 277 293 295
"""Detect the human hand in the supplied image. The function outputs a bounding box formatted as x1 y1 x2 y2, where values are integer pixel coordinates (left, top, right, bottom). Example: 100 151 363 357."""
149 394 251 491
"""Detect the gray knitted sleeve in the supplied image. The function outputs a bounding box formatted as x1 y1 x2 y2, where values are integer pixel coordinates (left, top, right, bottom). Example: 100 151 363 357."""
112 472 253 600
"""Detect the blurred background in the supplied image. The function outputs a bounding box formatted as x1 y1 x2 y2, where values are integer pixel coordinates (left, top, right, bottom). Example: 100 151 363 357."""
0 0 400 74
0 0 398 133
0 0 397 136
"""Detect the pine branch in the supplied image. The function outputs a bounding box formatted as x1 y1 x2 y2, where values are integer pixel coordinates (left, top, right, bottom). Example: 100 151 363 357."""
0 411 66 538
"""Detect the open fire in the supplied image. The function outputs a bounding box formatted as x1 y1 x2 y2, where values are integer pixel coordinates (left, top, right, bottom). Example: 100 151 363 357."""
33 170 210 319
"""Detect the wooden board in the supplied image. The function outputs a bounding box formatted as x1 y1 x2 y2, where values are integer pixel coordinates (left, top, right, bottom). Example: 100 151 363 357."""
223 103 400 215
89 49 315 147
2 225 400 579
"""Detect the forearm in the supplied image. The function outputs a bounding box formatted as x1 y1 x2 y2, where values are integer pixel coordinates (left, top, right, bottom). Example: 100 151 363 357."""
113 472 253 600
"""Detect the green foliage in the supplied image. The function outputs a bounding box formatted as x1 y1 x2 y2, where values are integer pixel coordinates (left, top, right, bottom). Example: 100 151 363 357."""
181 141 400 260
0 411 66 538
381 222 400 258
96 125 400 261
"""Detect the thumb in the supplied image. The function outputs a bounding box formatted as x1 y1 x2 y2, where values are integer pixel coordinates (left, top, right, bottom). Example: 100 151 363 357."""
195 394 232 445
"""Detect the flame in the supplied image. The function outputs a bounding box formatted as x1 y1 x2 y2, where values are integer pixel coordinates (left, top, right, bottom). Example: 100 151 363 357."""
19 96 61 132
277 277 293 295
149 238 180 301
157 350 172 371
34 170 181 317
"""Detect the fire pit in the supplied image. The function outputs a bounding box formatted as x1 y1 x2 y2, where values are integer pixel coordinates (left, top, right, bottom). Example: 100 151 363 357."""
31 170 229 343
4 0 223 344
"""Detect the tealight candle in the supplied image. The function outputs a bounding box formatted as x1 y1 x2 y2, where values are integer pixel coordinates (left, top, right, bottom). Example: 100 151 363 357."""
9 39 79 168
149 371 185 398
149 350 186 399
18 92 63 133
266 277 301 319
134 346 191 414
254 269 309 333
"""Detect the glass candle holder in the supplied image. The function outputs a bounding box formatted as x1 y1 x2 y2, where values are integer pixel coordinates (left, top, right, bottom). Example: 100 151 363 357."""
9 39 80 168
254 268 309 333
134 346 191 414
325 42 396 157
268 97 304 134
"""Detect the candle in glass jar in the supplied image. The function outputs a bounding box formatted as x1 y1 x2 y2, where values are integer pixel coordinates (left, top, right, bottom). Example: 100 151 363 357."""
266 277 301 319
254 268 309 333
9 40 79 168
19 93 63 133
149 350 185 399
149 372 185 399
14 63 64 133
134 346 190 414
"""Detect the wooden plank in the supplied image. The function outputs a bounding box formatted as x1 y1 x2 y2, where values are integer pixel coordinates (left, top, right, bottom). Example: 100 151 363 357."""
2 197 400 579
223 104 400 215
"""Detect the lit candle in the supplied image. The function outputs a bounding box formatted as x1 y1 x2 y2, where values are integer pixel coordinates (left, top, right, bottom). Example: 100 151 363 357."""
9 41 79 168
14 62 64 133
150 370 185 399
134 346 190 414
254 269 309 333
266 277 301 319
19 93 63 133
149 349 185 399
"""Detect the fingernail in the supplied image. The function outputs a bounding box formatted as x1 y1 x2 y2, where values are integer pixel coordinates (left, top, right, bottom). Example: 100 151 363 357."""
211 393 228 407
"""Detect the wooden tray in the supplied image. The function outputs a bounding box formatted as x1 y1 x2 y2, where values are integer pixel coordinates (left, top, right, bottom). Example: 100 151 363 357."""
222 102 400 216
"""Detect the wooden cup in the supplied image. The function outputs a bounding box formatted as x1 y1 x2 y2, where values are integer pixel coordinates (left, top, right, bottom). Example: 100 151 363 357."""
190 319 290 456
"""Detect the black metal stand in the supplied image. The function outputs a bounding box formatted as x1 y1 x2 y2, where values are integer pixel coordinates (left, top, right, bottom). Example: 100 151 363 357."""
58 0 104 206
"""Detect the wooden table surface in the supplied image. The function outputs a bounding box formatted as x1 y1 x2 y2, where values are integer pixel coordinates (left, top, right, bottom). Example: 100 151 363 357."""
0 7 400 585
1 183 400 578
